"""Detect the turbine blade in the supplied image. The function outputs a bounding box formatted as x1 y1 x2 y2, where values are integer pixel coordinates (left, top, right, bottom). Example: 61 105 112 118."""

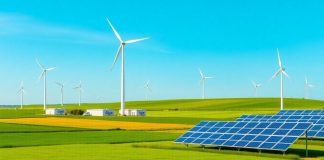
282 70 289 78
17 89 22 95
251 81 256 87
106 18 122 42
38 71 45 80
111 45 122 70
125 37 149 44
46 67 56 71
36 59 45 70
199 79 204 86
145 80 150 86
271 70 281 80
198 68 204 78
277 48 282 68
205 77 213 79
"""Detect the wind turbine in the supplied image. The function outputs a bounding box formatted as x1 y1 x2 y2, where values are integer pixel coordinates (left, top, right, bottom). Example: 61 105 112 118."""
143 80 152 101
73 81 83 106
17 81 25 109
199 68 213 99
106 18 149 115
304 77 314 99
36 59 56 110
271 48 289 110
251 81 261 97
56 82 66 106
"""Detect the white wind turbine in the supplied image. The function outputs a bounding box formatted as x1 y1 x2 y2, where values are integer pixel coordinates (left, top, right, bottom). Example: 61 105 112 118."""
271 48 289 110
17 81 25 109
36 59 56 110
304 77 314 99
252 81 261 97
73 81 83 106
199 69 213 99
56 82 66 106
106 18 149 115
143 80 152 101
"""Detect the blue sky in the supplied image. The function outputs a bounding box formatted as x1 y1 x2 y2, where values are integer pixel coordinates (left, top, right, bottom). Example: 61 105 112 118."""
1 0 324 105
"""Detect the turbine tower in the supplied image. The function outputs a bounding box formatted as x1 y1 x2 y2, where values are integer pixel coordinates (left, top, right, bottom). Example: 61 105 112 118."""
251 81 261 97
271 48 289 110
36 59 56 110
73 81 83 106
199 68 213 99
143 80 152 101
304 77 314 99
56 82 65 106
17 81 25 109
106 18 149 116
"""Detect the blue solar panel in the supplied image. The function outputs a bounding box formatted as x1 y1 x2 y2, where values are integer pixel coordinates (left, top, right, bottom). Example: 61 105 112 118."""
236 114 324 138
174 121 312 151
277 110 324 115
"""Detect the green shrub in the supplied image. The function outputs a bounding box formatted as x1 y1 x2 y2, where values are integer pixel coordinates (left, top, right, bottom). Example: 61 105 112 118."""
69 109 85 115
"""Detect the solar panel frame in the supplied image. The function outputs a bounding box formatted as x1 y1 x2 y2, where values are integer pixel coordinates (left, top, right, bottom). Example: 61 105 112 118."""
175 121 312 152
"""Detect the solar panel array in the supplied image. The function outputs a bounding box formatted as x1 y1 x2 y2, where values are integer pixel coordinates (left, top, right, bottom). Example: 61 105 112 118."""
237 112 324 138
277 110 324 115
175 121 312 151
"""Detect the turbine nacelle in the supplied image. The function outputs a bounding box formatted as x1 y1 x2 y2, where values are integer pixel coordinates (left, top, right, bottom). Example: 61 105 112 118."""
36 59 56 80
252 81 261 89
106 18 149 70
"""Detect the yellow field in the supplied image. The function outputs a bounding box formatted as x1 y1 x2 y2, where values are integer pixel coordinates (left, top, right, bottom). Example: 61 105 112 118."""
0 117 192 131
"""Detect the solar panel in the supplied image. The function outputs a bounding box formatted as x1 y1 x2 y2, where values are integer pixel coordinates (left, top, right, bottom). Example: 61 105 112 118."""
175 121 312 151
236 114 324 138
277 110 324 115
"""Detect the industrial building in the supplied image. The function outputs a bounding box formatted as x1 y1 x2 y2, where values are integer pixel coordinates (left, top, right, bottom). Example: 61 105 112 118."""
83 109 115 116
123 109 146 116
45 108 65 115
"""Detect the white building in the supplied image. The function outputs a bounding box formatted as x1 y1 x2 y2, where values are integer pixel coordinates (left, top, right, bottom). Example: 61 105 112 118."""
123 109 146 116
45 108 65 115
83 109 115 116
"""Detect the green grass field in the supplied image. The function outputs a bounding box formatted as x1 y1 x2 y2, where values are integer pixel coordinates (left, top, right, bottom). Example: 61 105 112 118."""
0 123 90 133
0 130 178 148
0 98 323 159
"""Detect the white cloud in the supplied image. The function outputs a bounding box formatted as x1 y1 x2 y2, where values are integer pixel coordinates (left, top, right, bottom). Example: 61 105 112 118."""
0 13 113 45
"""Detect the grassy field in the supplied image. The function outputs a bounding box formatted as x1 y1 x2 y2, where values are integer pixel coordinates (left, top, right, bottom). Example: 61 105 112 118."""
0 143 298 160
0 98 323 159
0 123 90 133
0 130 179 148
7 98 324 111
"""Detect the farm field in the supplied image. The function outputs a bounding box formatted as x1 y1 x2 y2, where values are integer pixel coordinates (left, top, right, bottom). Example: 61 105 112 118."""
0 129 178 148
0 143 295 160
0 117 192 130
0 123 89 133
0 98 323 159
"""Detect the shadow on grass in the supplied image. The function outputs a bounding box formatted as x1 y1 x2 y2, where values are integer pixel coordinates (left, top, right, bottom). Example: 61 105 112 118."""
288 148 324 158
132 143 300 160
